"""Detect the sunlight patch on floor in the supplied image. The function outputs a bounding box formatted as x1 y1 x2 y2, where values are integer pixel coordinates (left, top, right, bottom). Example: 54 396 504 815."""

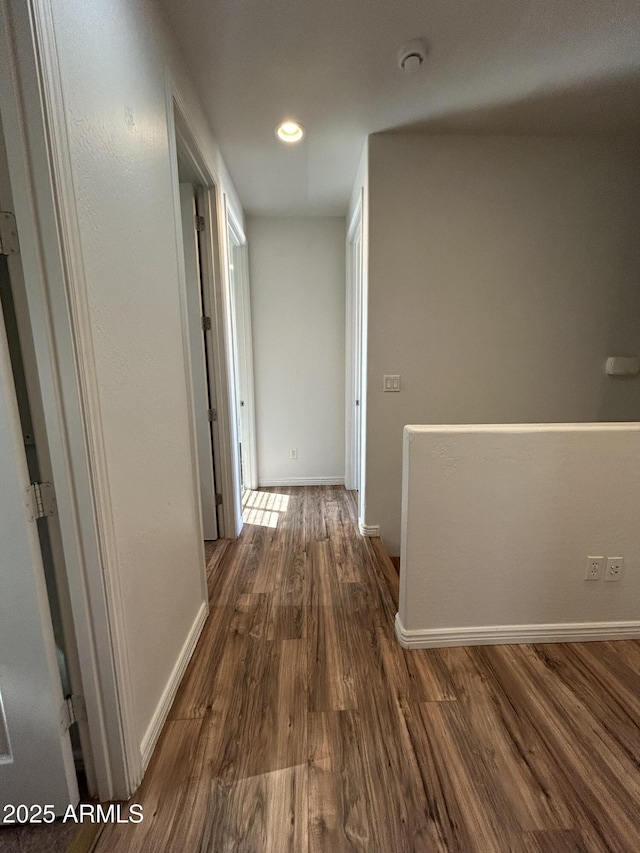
242 490 290 528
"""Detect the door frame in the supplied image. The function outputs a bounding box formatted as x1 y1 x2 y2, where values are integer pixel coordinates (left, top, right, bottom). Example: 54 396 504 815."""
168 91 243 539
226 206 258 491
0 269 79 813
177 181 218 542
0 122 95 792
346 195 365 498
0 0 131 799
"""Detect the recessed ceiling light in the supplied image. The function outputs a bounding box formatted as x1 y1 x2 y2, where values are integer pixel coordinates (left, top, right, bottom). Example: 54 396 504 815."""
275 120 305 143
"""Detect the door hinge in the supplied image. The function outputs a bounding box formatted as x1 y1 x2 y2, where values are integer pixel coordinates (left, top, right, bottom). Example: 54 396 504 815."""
60 694 87 732
208 408 217 422
201 316 212 331
215 493 223 506
26 481 56 521
195 215 205 232
0 211 19 256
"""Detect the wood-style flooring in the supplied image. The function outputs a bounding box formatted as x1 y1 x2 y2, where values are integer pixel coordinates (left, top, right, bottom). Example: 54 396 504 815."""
95 486 640 852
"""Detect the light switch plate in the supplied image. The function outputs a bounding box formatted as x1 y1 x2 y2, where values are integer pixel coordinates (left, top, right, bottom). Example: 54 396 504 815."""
384 375 401 392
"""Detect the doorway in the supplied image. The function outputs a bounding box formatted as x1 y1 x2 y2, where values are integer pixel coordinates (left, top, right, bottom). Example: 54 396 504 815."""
0 120 85 810
169 96 244 540
178 178 219 541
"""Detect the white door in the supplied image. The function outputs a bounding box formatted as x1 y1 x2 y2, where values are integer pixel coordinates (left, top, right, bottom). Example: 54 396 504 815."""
179 183 218 540
0 290 78 818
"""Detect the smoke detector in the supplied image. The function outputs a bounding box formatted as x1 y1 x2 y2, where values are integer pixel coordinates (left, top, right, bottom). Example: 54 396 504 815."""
397 39 428 73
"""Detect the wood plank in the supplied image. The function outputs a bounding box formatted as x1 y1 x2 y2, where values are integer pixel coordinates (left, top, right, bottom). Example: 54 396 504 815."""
379 638 457 704
96 718 209 852
440 647 572 832
415 701 523 851
273 639 308 771
200 765 308 853
308 540 363 712
168 604 236 720
308 709 438 853
522 829 587 852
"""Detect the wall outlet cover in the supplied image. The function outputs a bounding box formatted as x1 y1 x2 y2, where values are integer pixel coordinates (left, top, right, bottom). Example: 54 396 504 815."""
605 557 624 582
585 556 604 581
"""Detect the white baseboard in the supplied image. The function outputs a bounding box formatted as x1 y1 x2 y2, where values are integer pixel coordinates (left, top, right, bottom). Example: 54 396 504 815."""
359 521 380 537
140 601 208 769
258 477 345 487
395 612 640 649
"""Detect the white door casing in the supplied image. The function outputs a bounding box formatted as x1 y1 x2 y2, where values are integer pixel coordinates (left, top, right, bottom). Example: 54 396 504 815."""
179 182 218 540
0 290 79 817
226 208 258 492
346 199 364 496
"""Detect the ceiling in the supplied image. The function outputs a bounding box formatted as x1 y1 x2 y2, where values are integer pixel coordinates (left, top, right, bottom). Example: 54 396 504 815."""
158 0 640 217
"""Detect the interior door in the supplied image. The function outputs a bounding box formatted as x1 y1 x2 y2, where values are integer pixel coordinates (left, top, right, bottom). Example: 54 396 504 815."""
179 182 218 540
0 279 79 817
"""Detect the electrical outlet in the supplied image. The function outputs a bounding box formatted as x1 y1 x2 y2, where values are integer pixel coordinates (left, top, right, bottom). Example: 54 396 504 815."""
585 556 604 581
290 448 298 460
605 557 624 582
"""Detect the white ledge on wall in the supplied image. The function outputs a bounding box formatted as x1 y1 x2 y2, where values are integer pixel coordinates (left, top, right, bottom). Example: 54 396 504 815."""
359 522 380 537
395 613 640 649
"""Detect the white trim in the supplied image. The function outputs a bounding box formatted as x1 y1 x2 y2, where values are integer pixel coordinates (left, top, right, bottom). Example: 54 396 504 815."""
359 522 380 537
394 613 640 649
226 204 258 492
347 200 362 243
345 196 363 494
140 602 208 769
204 184 242 538
226 201 246 245
258 477 345 487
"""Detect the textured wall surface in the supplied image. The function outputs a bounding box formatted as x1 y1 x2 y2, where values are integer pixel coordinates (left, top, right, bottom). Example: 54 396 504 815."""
366 134 640 554
400 424 640 634
49 0 241 748
249 216 345 485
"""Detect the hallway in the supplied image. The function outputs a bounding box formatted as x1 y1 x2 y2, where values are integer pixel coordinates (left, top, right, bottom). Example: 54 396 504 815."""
95 486 640 852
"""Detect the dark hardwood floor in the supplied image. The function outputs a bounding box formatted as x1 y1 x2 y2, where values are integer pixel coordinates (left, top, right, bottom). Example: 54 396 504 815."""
95 486 640 852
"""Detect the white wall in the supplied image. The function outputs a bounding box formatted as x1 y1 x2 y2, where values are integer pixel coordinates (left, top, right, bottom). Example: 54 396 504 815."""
366 134 640 554
248 217 345 485
45 0 243 766
398 424 640 647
